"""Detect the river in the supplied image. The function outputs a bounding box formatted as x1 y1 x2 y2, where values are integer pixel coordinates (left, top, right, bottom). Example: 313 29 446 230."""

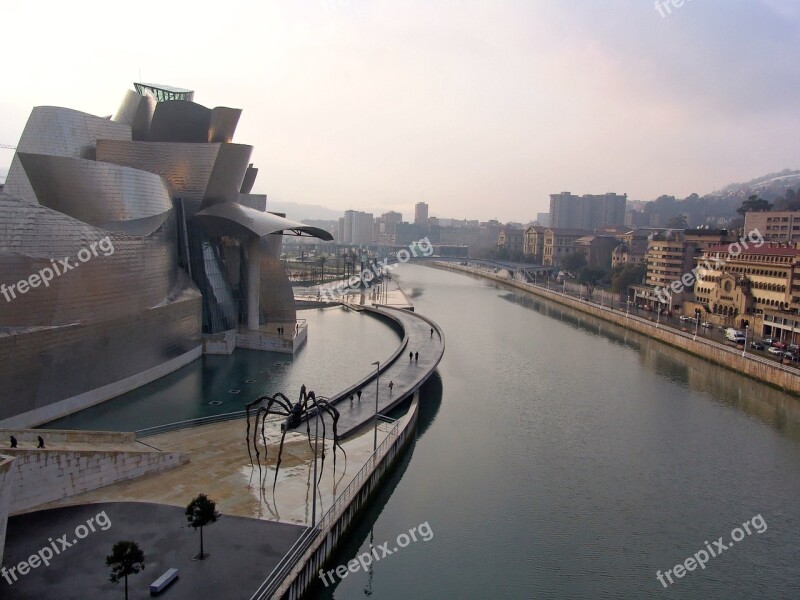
315 263 800 599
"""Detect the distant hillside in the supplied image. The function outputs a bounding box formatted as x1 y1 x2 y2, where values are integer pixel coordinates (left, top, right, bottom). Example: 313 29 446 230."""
714 169 800 199
630 168 800 227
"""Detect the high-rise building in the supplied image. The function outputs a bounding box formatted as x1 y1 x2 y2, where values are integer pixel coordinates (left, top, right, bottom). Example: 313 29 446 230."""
414 202 429 225
341 210 374 245
549 192 627 230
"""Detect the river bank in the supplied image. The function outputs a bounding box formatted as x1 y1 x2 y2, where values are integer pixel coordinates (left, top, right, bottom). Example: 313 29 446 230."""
427 261 800 396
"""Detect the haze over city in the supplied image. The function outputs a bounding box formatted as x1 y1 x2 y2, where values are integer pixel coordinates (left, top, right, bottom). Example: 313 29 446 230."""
1 0 798 222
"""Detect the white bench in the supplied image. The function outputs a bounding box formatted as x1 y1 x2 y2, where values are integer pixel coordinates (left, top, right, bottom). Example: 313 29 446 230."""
150 568 179 595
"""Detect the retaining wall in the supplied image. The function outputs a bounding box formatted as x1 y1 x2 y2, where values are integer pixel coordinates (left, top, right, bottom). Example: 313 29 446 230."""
431 262 800 395
271 395 419 600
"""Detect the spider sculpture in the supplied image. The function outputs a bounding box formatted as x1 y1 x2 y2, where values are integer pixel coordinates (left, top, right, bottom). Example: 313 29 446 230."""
245 385 346 491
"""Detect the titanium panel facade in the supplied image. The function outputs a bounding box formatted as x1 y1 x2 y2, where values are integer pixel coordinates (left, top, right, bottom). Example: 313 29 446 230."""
1 83 330 426
18 153 172 234
4 107 131 203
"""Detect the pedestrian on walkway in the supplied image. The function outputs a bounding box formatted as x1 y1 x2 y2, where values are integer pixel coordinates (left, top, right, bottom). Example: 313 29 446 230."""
37 436 45 449
350 394 354 406
430 327 434 338
414 352 418 363
389 381 394 393
409 351 413 361
357 390 362 402
10 435 17 448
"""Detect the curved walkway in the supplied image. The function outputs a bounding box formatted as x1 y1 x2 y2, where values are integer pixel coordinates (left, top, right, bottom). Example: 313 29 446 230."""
318 302 445 437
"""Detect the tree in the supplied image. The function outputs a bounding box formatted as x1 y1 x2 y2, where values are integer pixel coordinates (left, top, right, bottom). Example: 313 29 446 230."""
106 541 145 600
666 214 688 229
611 263 646 293
186 493 220 560
736 195 771 216
561 251 587 273
577 267 606 285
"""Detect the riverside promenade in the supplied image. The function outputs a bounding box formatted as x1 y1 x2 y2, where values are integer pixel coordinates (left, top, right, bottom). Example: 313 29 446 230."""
331 302 443 436
2 284 443 600
429 260 800 395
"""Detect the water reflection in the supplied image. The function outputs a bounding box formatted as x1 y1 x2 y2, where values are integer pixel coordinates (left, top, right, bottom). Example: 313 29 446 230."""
497 288 800 442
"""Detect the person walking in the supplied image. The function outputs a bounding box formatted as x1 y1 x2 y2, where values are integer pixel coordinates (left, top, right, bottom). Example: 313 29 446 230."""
350 394 354 406
430 327 434 338
409 351 413 361
388 381 394 393
414 351 419 363
9 435 17 448
37 436 45 449
357 390 362 402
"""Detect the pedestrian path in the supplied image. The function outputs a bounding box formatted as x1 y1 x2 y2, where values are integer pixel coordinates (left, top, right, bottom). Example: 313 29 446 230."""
319 303 444 438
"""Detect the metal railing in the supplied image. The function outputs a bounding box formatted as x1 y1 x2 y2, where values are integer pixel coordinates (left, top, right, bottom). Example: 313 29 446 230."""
135 411 283 438
250 416 403 600
317 417 401 532
445 261 800 377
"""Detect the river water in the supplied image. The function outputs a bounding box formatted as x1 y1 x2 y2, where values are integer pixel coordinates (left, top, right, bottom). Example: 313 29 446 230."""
316 263 800 599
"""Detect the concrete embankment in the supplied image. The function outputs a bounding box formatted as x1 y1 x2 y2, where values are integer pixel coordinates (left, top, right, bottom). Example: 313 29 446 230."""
428 261 800 396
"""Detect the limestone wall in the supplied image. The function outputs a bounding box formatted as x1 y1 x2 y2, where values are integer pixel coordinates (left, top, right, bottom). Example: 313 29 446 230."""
4 449 189 514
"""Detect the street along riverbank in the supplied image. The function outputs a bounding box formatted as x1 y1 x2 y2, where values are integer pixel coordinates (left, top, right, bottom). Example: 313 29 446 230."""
428 261 800 396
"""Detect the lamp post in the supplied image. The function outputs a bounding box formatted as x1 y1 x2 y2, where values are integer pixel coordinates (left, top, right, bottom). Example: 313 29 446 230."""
311 406 320 527
657 306 662 328
742 324 749 357
694 315 700 341
371 361 380 451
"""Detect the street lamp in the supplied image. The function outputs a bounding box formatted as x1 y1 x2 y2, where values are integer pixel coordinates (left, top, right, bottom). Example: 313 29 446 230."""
311 405 320 527
657 306 662 328
694 316 699 341
742 324 749 357
371 361 380 451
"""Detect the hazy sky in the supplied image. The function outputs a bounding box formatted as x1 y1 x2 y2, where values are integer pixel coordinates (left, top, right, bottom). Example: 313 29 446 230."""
1 1 798 222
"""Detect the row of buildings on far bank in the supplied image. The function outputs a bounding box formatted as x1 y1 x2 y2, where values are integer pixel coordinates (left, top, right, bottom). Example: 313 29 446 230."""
499 211 800 344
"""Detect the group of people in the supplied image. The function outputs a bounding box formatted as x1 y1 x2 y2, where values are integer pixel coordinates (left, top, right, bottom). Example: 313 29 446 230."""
9 435 45 449
349 389 363 405
409 351 420 362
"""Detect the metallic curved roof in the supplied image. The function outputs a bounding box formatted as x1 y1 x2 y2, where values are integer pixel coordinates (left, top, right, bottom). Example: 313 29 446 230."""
193 202 333 240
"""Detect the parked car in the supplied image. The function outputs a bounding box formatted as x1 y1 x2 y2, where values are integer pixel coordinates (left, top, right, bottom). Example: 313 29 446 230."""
701 321 713 328
783 351 799 361
725 328 745 343
768 347 784 356
763 337 778 346
788 344 799 353
679 315 692 322
749 342 765 351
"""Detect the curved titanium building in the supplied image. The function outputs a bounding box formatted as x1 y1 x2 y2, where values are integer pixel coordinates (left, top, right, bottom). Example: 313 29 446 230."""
0 84 332 427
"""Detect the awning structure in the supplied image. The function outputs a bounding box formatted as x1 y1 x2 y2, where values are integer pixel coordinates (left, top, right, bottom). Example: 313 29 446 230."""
193 202 333 240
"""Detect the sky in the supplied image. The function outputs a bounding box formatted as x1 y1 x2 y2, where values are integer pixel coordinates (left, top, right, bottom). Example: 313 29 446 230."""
1 0 798 222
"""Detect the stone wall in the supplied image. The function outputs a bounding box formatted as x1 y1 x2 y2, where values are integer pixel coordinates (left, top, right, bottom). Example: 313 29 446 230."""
4 449 189 514
431 262 800 396
0 455 14 566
